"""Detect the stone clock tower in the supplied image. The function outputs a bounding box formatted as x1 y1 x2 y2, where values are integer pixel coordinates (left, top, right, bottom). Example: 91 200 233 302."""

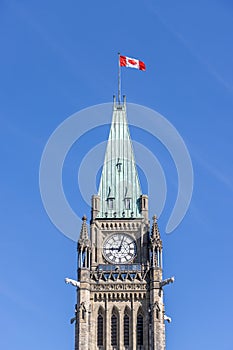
72 96 174 350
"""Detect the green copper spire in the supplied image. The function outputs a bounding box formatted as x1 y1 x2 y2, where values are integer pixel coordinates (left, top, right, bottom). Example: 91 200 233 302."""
97 96 142 219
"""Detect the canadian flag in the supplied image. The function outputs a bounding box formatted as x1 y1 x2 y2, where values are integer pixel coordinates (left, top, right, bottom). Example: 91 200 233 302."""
120 55 146 71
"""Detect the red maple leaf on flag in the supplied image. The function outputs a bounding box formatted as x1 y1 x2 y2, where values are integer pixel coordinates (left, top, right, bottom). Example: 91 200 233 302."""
128 59 137 65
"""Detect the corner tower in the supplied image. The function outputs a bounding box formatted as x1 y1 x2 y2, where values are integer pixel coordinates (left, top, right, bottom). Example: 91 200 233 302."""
74 96 173 350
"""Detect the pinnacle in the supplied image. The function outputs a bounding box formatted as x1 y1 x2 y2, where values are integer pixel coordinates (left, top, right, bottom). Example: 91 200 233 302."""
151 214 160 239
79 215 89 241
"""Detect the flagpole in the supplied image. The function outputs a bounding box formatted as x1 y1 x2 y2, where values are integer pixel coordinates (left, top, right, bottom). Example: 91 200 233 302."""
118 52 121 104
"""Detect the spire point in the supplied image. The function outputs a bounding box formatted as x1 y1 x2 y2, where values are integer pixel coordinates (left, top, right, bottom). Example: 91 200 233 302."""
82 215 87 221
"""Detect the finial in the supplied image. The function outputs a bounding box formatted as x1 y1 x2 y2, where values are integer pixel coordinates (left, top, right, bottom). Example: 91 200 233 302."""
79 215 90 244
82 215 87 221
151 214 161 246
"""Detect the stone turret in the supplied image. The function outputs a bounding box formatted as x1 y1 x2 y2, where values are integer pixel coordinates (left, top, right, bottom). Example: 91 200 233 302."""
151 215 163 268
78 216 91 269
76 215 91 350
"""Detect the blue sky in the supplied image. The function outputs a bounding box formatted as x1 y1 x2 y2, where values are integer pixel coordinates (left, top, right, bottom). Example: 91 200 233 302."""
1 0 233 349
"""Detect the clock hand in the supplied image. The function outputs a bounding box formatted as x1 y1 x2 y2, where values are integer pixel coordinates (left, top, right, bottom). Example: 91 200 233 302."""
118 235 125 251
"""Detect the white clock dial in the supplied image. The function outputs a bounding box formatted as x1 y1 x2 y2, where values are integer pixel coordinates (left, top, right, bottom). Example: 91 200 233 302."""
103 233 136 264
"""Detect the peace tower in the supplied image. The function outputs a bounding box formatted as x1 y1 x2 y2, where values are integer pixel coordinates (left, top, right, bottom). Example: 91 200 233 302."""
73 96 174 350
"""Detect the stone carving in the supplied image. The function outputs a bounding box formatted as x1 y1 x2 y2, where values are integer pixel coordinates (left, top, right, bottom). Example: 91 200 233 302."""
160 276 175 287
79 301 91 313
80 302 87 311
94 291 147 301
91 270 149 282
164 315 172 323
65 277 80 288
91 282 147 291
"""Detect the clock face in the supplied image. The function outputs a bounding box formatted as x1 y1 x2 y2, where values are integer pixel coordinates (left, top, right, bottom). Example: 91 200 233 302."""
103 233 136 264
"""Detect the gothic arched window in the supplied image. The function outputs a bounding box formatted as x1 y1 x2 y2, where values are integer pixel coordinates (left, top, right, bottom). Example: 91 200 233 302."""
97 313 104 346
137 314 143 347
111 313 118 346
124 313 130 346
